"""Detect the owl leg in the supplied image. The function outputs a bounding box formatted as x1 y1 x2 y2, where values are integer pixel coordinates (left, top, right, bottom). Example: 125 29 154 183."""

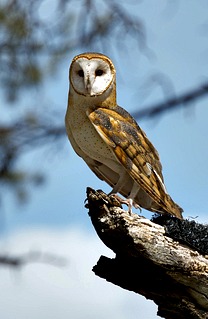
108 171 133 213
127 182 142 214
108 170 129 195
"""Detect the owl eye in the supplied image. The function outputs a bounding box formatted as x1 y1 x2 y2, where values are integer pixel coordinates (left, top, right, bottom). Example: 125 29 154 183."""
95 69 104 76
77 70 84 77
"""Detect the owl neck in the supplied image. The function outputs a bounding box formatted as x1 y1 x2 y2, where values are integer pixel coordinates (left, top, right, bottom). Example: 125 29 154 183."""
69 81 117 110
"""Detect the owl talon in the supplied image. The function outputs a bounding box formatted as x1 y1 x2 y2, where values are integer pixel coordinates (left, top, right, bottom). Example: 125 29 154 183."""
133 202 142 212
126 199 142 214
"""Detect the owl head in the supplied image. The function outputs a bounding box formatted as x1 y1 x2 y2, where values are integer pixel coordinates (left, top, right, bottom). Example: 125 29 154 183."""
69 52 116 97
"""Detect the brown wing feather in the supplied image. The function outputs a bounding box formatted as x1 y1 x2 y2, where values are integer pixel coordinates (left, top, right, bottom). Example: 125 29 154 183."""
87 106 183 219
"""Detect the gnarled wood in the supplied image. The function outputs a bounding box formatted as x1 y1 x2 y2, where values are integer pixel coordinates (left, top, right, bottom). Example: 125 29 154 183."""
86 188 208 319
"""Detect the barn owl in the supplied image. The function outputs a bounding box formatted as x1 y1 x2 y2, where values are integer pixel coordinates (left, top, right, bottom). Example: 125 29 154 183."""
65 52 183 219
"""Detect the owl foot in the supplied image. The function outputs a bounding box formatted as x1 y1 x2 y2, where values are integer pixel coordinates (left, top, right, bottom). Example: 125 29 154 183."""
109 194 141 215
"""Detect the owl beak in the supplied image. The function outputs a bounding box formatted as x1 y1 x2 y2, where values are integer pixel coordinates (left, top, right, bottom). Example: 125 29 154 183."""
85 76 91 92
84 75 94 95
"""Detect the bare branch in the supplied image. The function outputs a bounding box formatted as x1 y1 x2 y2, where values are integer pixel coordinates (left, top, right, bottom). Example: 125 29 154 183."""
132 82 208 120
0 251 67 268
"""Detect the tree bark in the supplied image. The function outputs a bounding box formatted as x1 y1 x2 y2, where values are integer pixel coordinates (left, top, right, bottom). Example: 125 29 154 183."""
86 187 208 319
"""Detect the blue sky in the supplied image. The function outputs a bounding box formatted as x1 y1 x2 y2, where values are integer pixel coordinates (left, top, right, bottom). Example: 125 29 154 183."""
1 1 208 318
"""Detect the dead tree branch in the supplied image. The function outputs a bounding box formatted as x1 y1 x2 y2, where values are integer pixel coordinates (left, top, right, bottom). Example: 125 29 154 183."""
86 188 208 319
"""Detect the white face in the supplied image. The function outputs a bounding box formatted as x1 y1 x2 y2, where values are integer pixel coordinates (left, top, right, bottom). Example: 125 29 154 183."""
70 57 114 97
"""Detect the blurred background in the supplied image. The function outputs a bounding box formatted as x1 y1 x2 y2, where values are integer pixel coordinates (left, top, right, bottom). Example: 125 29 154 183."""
0 1 208 318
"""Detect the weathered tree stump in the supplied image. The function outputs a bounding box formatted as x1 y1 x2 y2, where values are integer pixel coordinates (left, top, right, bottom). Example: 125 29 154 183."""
86 187 208 319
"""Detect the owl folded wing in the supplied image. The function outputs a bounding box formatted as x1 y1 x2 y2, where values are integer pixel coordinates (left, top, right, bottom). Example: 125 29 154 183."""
87 106 183 218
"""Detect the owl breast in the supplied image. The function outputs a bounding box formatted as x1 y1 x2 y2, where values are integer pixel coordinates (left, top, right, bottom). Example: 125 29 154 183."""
67 104 121 173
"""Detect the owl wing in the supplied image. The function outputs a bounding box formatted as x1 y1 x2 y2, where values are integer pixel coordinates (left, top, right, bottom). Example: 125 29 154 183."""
87 105 183 218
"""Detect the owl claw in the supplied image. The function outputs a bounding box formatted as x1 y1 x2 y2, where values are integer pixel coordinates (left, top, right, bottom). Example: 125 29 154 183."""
108 194 141 215
126 198 142 214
